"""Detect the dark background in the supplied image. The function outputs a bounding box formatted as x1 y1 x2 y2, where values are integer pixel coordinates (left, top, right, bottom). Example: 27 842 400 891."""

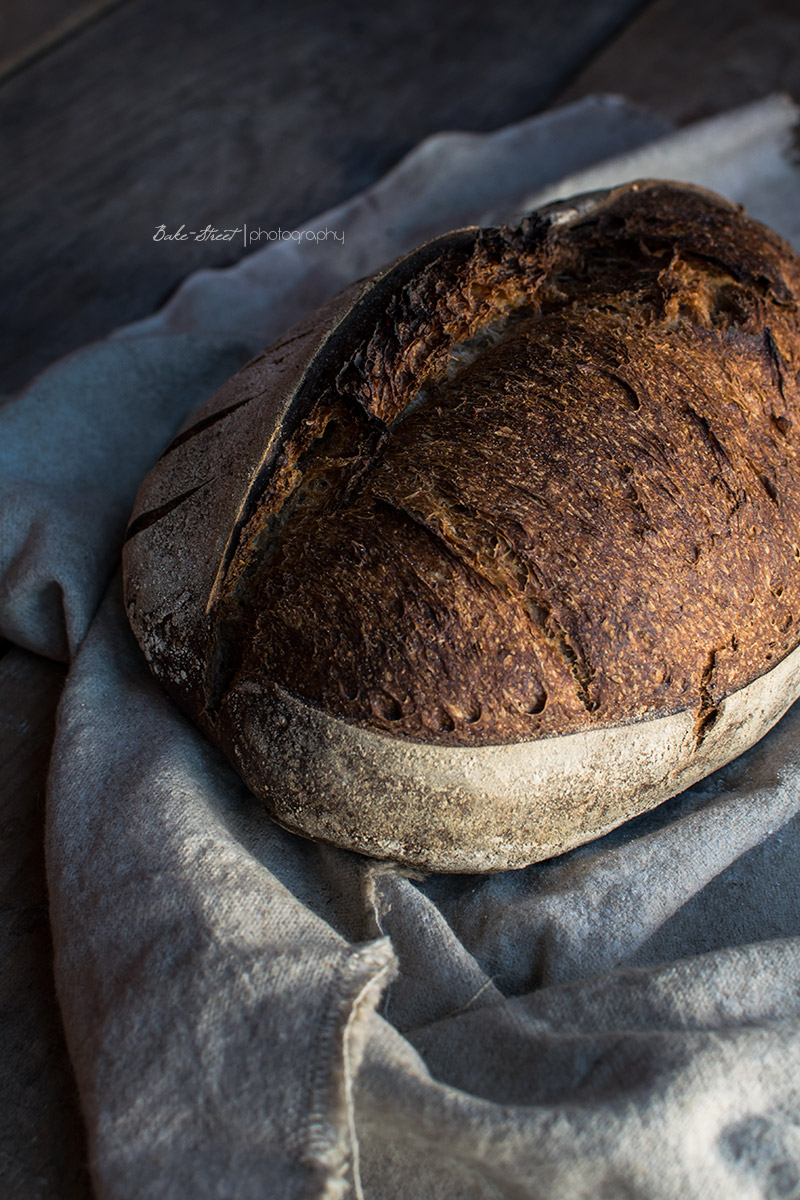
1 1 799 1195
3 0 800 396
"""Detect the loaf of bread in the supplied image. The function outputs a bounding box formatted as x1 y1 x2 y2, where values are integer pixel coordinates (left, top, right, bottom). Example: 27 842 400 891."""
123 180 800 871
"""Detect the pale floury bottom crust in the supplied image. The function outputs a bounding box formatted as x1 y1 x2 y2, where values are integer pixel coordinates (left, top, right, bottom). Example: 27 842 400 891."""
215 638 800 871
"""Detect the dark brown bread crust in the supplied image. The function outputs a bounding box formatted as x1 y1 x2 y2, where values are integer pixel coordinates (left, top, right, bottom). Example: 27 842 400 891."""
205 183 800 747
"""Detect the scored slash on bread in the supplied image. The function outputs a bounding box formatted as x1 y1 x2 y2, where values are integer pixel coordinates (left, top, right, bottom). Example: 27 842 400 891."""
123 180 800 871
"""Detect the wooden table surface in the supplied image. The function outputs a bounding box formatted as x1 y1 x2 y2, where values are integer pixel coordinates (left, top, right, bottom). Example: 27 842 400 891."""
2 1 799 1194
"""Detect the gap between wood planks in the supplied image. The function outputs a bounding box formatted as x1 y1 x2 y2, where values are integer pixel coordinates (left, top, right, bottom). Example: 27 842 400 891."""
0 0 127 83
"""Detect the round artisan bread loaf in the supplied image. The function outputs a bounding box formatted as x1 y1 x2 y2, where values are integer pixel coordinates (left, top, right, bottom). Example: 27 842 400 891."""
123 180 800 872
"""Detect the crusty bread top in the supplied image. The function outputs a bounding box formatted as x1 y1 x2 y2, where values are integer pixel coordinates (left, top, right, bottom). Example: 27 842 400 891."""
124 181 800 750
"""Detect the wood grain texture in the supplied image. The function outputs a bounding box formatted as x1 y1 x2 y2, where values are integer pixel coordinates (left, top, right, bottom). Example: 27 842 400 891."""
0 650 91 1200
558 0 800 124
0 0 124 81
0 0 648 394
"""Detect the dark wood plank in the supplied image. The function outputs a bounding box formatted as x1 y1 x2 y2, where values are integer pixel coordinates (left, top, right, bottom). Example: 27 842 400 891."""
0 650 91 1199
557 0 800 125
0 0 648 394
0 0 124 81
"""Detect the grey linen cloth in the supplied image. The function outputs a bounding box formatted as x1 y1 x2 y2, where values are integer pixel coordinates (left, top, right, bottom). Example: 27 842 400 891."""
4 94 800 1199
